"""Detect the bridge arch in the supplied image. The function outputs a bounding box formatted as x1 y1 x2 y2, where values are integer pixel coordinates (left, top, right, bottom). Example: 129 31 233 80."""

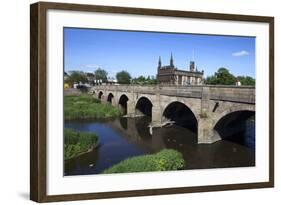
213 108 255 146
98 91 103 99
214 104 255 124
118 94 129 115
135 96 153 117
107 93 114 104
162 101 198 132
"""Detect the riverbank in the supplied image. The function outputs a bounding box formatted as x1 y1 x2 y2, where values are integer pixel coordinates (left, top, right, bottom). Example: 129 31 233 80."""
103 149 185 174
64 128 99 160
64 94 121 120
64 117 255 176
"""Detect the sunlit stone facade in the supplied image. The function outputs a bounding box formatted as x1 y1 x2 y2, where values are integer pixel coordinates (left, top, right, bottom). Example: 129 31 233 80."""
157 54 204 85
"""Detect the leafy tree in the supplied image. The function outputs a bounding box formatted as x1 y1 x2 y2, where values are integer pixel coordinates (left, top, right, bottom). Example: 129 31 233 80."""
65 71 88 86
132 75 157 85
237 76 255 86
132 75 145 84
205 67 255 86
137 75 146 82
205 75 217 85
116 70 132 84
147 75 157 85
95 68 108 82
215 67 236 85
205 67 236 85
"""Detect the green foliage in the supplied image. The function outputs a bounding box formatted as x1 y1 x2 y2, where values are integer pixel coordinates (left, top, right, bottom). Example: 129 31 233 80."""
205 75 217 85
95 68 108 82
132 75 157 85
116 70 132 84
64 128 98 160
205 67 236 85
237 76 255 85
64 94 121 120
65 71 88 86
103 149 185 174
205 67 255 86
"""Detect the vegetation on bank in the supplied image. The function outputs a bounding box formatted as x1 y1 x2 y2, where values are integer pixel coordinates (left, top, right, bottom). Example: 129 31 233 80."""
103 149 185 174
64 94 121 120
64 128 99 160
205 67 255 85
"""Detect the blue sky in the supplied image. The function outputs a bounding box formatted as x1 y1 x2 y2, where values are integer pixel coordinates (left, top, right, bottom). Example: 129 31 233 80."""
64 27 255 78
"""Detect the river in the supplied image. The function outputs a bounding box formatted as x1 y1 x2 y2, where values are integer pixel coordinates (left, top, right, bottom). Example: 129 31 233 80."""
64 116 255 176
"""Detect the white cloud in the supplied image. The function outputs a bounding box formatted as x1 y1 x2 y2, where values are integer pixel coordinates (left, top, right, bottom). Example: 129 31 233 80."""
232 50 249 57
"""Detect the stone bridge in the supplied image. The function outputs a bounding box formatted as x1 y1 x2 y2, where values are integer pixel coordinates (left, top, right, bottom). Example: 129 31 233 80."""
90 85 255 144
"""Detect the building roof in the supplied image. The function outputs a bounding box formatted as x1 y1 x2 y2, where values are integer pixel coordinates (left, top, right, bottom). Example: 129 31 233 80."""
174 69 204 75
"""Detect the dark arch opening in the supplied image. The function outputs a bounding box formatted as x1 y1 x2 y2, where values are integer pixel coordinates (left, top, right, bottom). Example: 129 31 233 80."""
162 102 198 132
214 110 255 148
118 94 129 115
98 91 103 99
107 93 114 104
135 97 153 117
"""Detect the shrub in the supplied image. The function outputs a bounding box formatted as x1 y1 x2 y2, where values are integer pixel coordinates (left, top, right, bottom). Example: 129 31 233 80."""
64 128 99 160
103 149 185 174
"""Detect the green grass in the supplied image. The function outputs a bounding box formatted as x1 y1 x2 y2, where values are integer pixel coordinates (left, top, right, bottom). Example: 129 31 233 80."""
64 128 99 160
103 149 185 174
64 94 121 120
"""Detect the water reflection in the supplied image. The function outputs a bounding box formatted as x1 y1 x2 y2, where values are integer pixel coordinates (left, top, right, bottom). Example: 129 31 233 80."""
64 116 255 176
119 117 128 130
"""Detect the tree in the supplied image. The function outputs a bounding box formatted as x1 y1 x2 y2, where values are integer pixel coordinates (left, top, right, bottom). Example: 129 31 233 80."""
116 70 132 84
215 67 236 85
205 75 217 85
237 76 255 86
95 68 108 82
131 75 157 85
147 75 157 85
132 75 145 84
205 67 236 85
66 71 88 86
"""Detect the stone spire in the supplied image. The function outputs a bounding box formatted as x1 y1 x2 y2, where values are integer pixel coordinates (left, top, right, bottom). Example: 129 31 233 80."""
170 53 174 67
158 56 162 68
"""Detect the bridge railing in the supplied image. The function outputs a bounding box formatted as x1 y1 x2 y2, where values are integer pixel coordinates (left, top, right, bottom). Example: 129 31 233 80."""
208 87 255 104
92 84 255 104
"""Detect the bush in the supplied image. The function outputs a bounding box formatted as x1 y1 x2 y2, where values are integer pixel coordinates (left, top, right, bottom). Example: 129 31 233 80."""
64 94 121 120
103 149 185 174
64 128 99 160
